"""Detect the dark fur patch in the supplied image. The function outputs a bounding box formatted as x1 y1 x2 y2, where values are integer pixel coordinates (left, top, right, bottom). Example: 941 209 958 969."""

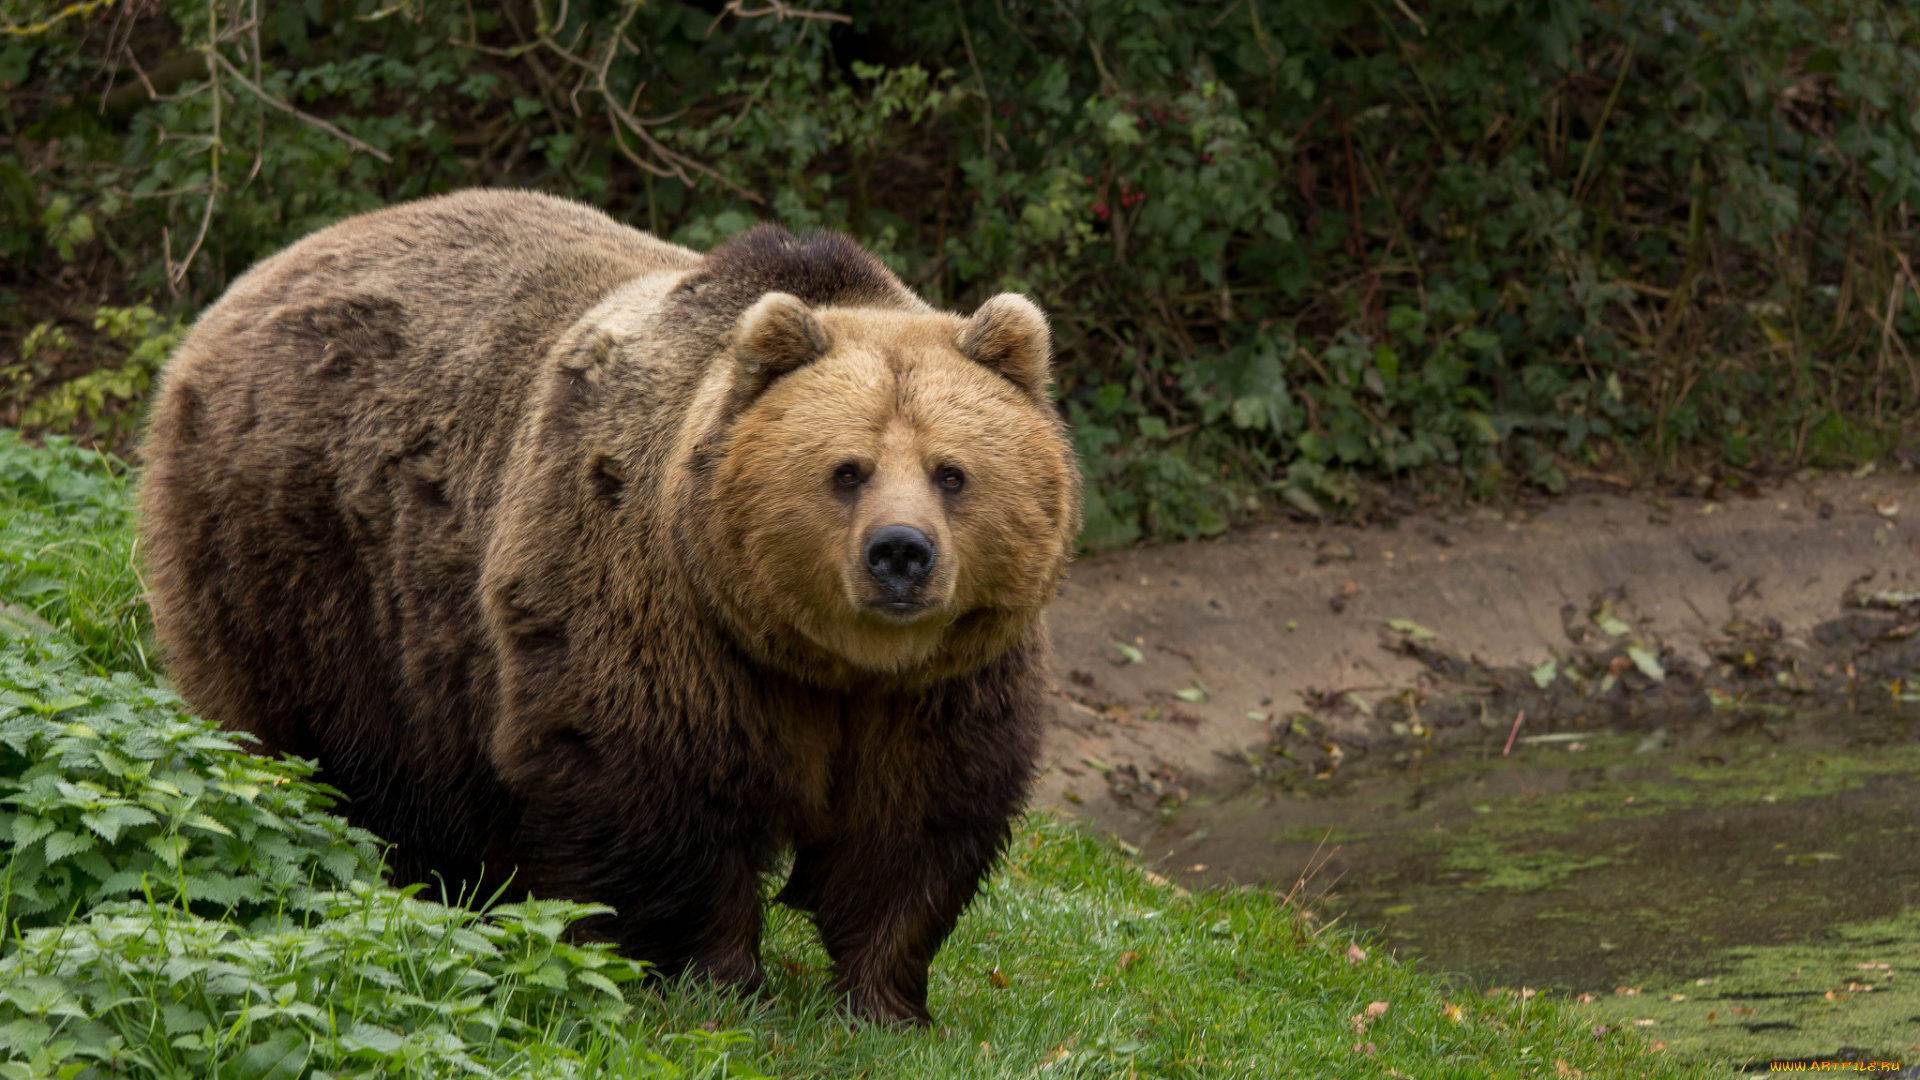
294 296 405 378
667 225 922 337
590 457 625 508
168 382 204 444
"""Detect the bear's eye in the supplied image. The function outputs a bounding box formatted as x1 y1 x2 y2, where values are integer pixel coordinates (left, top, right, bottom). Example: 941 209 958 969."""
833 463 865 489
936 466 966 493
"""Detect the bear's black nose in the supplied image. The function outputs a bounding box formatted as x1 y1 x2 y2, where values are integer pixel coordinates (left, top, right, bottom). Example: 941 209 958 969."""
865 525 936 600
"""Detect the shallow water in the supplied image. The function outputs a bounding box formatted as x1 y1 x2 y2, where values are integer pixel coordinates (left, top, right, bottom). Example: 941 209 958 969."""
1139 708 1920 1063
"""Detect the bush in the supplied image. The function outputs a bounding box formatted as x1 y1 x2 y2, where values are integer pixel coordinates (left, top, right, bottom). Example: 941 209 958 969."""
3 0 1917 540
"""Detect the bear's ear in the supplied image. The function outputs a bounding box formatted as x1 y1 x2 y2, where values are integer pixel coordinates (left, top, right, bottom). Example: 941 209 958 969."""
958 293 1052 397
733 291 830 399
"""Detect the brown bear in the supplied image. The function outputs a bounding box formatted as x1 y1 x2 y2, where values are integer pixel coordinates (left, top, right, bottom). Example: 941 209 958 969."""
137 189 1080 1025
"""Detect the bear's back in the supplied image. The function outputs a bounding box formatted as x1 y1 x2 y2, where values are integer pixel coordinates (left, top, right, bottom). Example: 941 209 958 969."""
138 190 696 884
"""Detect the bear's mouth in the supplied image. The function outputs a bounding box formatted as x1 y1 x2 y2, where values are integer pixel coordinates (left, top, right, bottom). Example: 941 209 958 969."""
869 598 936 623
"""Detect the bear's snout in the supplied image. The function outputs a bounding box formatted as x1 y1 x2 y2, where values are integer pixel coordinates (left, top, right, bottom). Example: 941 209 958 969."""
864 524 936 610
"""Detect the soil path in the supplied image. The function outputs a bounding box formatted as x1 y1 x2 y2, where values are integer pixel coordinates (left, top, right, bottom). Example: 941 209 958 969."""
1035 469 1920 811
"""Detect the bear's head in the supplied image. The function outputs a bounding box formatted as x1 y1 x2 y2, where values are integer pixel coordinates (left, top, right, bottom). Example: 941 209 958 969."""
684 290 1080 685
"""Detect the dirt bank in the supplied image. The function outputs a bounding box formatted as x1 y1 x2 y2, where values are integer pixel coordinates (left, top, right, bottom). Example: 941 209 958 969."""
1036 468 1920 812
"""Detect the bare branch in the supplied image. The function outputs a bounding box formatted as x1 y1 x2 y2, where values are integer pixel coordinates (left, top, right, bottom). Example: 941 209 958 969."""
2 0 118 38
705 0 851 38
209 50 395 163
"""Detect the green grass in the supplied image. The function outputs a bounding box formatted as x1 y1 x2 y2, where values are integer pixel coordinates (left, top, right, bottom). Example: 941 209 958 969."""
0 430 1698 1078
0 432 152 678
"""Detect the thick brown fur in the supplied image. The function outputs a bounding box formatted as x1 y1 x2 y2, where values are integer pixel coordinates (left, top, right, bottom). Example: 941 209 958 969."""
138 190 1081 1025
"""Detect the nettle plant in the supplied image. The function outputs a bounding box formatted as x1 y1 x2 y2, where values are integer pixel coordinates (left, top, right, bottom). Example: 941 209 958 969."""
2 0 1917 541
0 635 382 930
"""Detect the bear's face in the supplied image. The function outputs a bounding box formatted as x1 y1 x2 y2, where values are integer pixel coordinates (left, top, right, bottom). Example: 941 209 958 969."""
696 294 1079 682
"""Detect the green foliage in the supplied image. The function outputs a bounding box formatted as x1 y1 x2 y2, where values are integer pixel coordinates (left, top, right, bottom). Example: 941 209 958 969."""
0 431 147 674
0 890 649 1079
0 634 382 929
17 307 186 444
4 0 1918 536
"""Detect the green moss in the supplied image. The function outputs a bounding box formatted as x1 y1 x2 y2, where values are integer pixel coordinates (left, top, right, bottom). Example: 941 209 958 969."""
1583 909 1920 1066
1440 837 1613 892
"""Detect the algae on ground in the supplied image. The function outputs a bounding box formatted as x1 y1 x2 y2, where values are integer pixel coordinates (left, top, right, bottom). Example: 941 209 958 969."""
1439 836 1613 892
1582 908 1920 1067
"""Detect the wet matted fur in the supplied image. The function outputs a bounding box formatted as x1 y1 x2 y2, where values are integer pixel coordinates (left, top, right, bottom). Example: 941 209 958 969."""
138 189 1081 1025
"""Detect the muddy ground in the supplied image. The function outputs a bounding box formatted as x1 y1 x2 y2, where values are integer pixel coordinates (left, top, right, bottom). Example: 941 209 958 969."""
1033 468 1920 1071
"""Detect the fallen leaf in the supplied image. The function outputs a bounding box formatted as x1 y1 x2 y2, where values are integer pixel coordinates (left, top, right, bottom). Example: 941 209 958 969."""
1442 1002 1462 1022
1575 993 1597 1004
1111 642 1145 664
1615 986 1641 996
1625 645 1666 682
1387 618 1438 641
1350 1001 1390 1031
1667 993 1686 1002
1285 619 1300 632
1597 615 1633 637
1632 1019 1656 1027
1174 685 1209 703
1346 943 1367 965
1530 659 1558 688
988 966 1009 988
1116 951 1139 971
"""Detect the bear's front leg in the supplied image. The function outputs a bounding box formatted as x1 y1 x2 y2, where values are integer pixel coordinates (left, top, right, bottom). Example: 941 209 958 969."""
512 772 773 992
781 816 1013 1026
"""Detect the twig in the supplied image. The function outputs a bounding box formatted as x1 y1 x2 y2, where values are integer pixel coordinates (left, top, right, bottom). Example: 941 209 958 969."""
1877 268 1913 402
1571 40 1636 203
1391 0 1427 35
954 0 995 162
210 50 394 162
1501 709 1525 757
704 0 850 37
2 0 117 37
